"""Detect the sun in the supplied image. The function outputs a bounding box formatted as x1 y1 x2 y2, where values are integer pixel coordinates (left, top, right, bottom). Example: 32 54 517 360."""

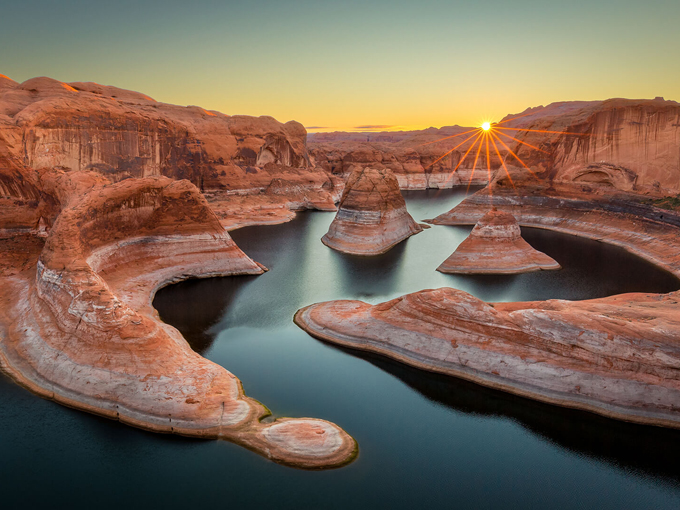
419 114 587 192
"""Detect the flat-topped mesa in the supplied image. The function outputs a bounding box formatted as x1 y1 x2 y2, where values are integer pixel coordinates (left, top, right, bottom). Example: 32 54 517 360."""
321 167 422 255
437 208 560 274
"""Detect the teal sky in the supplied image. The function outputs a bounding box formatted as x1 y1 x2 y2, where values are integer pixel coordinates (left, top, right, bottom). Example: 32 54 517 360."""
1 0 678 130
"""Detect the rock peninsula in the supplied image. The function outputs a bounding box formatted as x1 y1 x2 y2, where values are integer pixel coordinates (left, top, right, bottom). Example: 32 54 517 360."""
0 75 357 469
295 286 680 429
299 97 680 429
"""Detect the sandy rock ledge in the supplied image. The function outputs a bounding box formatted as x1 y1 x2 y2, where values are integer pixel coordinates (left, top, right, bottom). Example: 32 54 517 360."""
0 176 356 469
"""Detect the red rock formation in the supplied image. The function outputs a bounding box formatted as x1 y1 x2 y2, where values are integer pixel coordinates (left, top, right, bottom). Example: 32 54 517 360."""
431 184 680 274
0 172 356 469
309 127 495 189
300 99 680 429
493 98 680 195
0 75 339 225
437 208 560 274
314 159 678 429
322 167 422 255
296 286 680 429
309 98 680 196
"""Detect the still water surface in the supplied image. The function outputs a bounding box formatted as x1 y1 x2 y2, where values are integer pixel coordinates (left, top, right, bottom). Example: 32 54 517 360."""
2 188 680 509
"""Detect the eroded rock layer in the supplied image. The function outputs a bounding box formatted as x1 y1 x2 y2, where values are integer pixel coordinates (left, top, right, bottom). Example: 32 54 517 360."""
430 185 680 275
309 98 680 196
309 129 494 189
437 208 560 274
0 75 341 226
296 287 680 428
321 167 422 255
0 174 356 469
297 179 680 429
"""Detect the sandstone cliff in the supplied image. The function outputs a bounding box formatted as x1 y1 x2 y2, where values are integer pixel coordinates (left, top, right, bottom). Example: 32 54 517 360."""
494 98 680 194
296 286 680 429
0 75 341 227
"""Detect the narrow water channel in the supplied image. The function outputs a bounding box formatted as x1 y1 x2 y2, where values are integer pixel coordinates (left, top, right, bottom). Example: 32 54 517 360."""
1 188 679 509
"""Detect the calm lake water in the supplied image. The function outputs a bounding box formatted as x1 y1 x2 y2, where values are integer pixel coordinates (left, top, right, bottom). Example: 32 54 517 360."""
2 188 680 509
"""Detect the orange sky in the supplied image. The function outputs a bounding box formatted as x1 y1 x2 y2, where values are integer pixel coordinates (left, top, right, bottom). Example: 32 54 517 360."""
2 1 679 132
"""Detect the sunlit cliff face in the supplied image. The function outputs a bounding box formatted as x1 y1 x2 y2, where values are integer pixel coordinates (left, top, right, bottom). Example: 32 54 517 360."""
422 115 588 189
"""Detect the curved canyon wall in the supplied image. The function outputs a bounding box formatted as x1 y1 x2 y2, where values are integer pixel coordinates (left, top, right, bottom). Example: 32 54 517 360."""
0 74 358 468
499 98 680 195
0 76 341 228
0 173 357 469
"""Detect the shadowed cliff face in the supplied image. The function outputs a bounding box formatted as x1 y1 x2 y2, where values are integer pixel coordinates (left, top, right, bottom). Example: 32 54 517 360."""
0 138 52 231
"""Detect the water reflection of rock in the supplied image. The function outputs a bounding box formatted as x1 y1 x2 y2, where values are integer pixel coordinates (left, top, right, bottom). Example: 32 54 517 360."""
448 228 680 303
521 227 680 299
328 241 408 298
346 347 680 486
153 275 258 354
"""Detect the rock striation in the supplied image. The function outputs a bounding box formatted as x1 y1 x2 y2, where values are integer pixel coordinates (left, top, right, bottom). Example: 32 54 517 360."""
0 75 341 228
309 129 494 190
309 98 680 195
437 208 560 274
0 168 356 469
295 287 680 429
321 167 422 255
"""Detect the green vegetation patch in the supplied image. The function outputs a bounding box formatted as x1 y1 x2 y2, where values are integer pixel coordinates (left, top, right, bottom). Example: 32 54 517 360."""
645 194 680 211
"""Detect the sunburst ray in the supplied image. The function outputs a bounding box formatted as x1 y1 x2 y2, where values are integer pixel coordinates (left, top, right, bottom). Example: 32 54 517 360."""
490 131 538 180
496 130 548 153
443 130 484 187
466 132 485 192
418 128 481 147
490 134 516 190
426 130 481 169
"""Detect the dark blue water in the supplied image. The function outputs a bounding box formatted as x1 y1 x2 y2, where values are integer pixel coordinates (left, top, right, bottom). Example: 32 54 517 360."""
2 188 680 509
